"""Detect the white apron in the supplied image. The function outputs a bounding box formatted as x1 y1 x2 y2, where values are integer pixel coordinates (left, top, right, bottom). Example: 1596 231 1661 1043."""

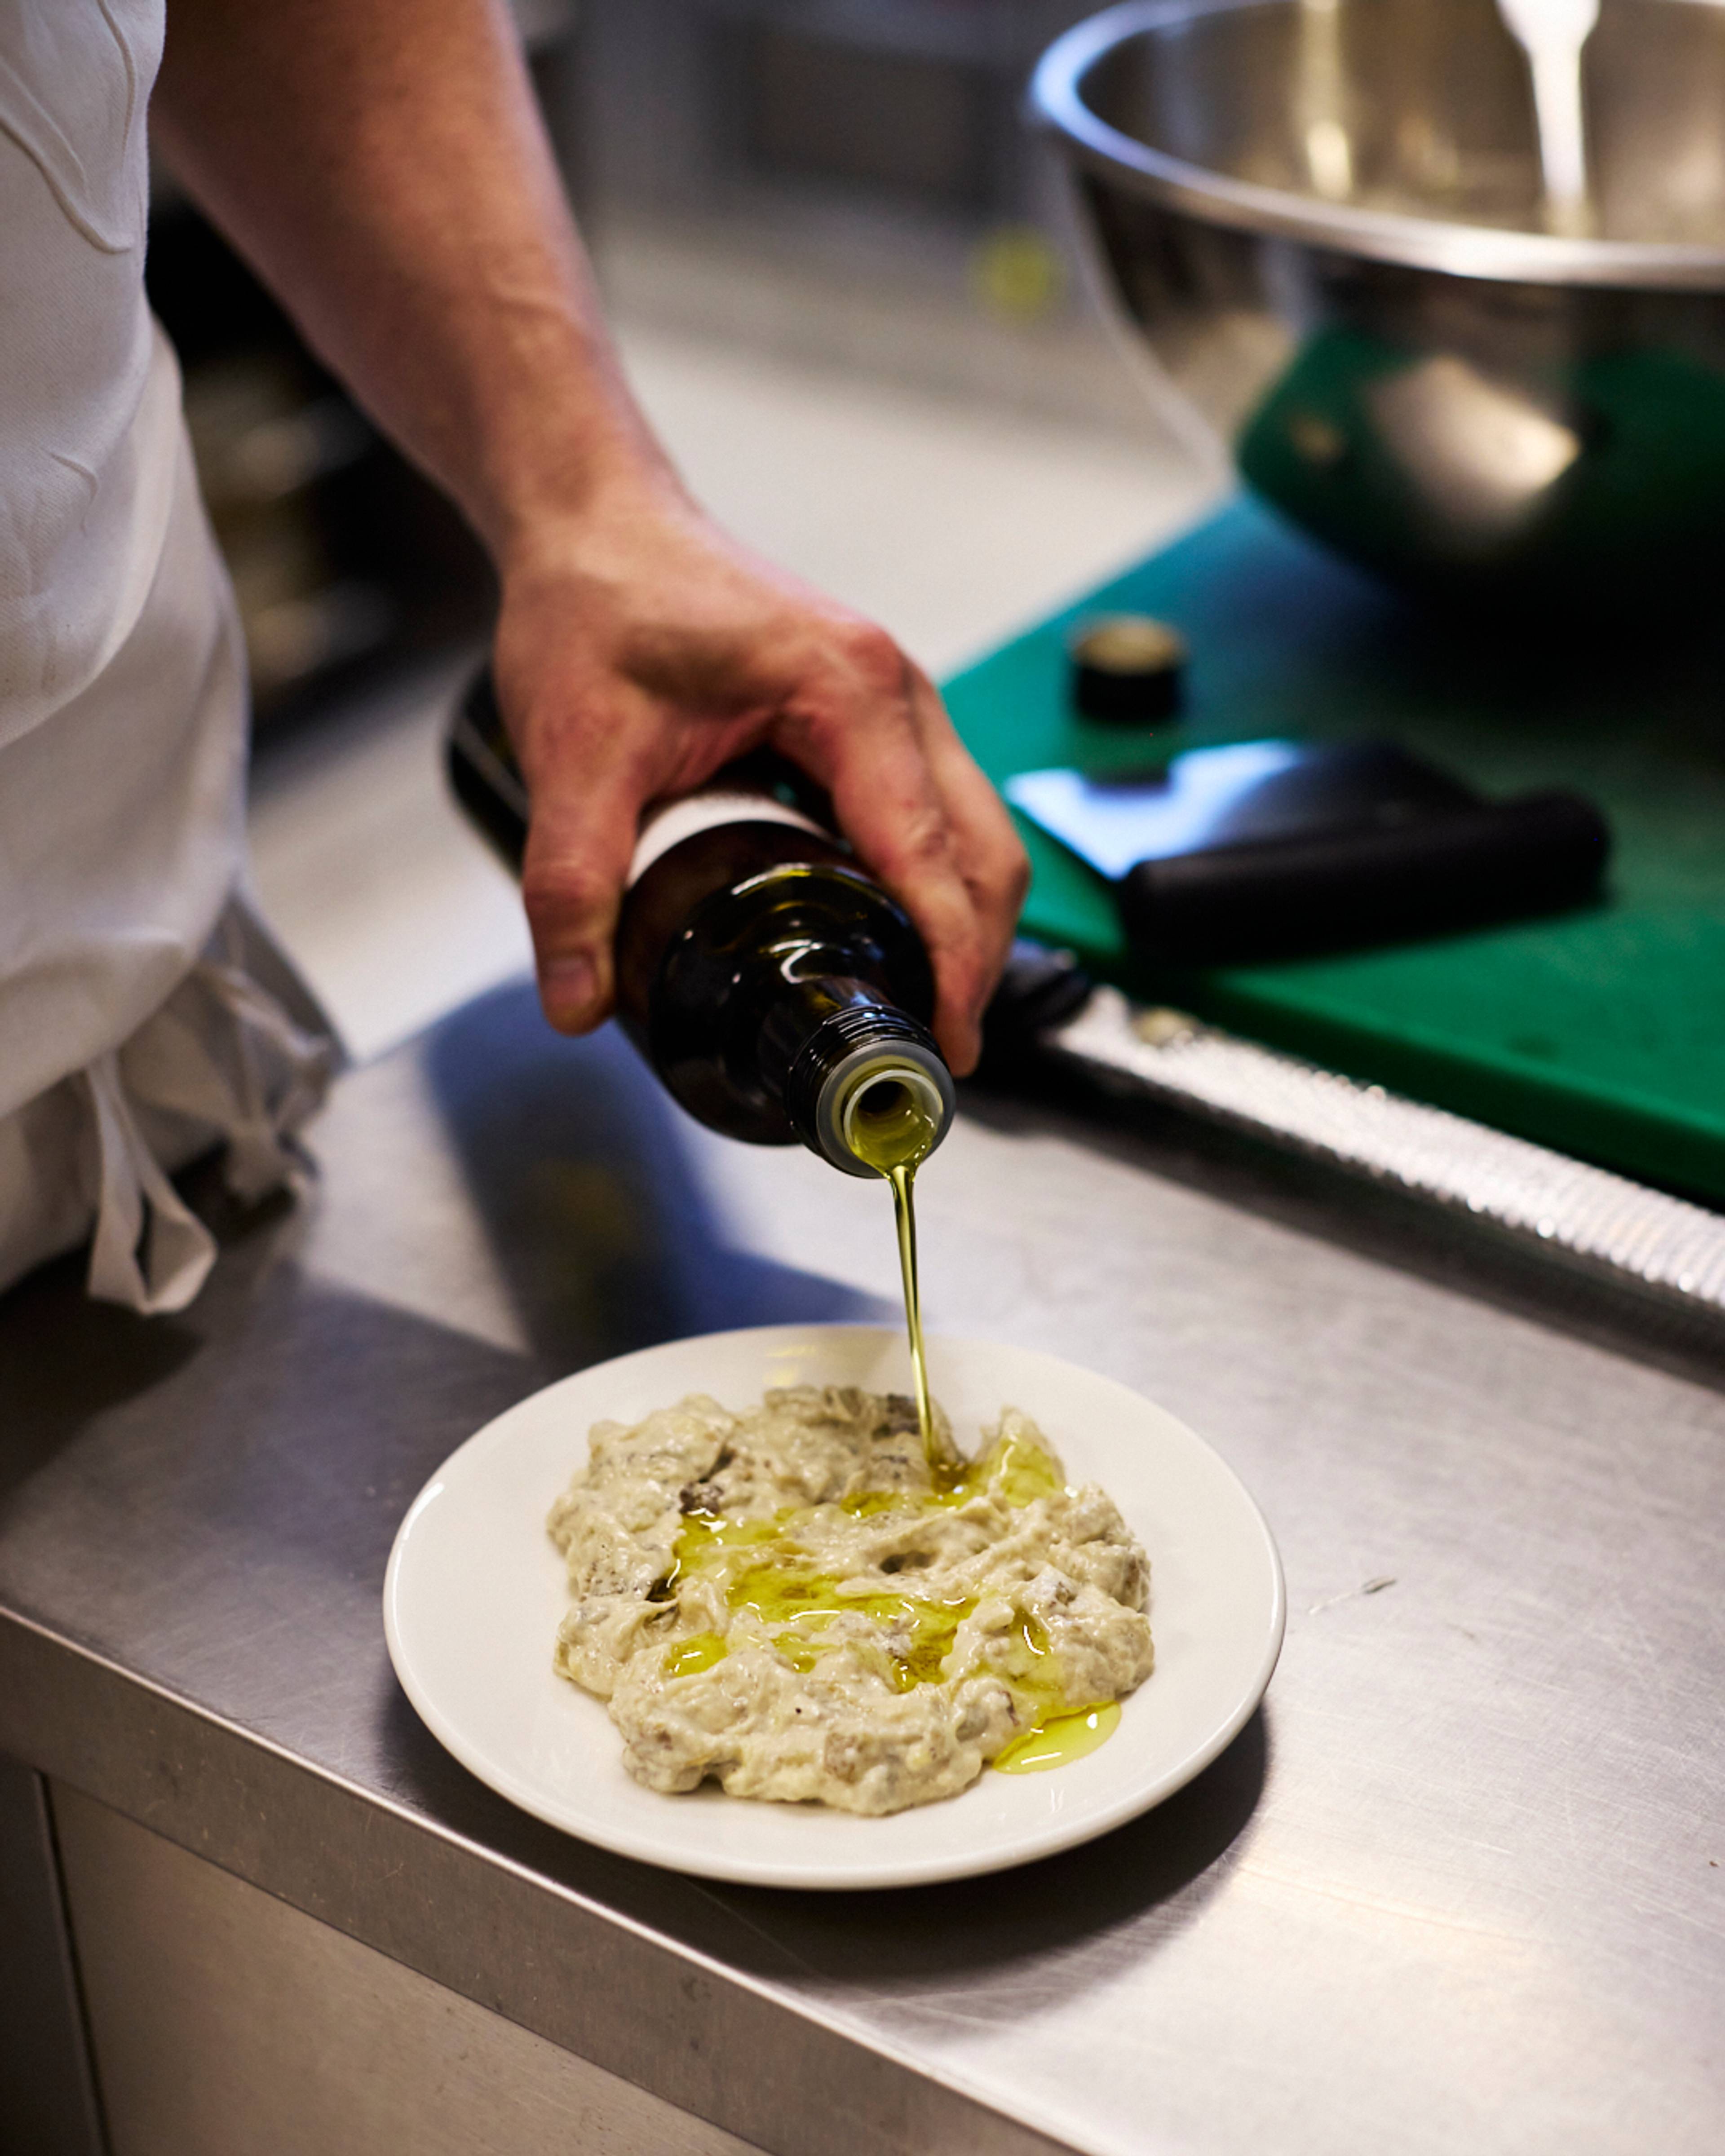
0 0 335 1313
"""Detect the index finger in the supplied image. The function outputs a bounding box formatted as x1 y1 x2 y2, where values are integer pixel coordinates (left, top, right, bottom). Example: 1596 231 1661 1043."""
904 663 1031 1016
774 631 1008 1073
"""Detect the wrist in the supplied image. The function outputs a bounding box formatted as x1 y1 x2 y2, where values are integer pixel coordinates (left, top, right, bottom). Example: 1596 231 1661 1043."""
491 450 714 603
490 438 691 575
456 305 686 571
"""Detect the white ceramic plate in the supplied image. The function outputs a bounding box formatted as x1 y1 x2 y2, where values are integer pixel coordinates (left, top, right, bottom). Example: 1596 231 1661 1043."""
384 1325 1284 1891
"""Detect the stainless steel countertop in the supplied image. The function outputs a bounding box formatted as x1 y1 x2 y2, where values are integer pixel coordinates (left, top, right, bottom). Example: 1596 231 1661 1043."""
3 981 1721 2156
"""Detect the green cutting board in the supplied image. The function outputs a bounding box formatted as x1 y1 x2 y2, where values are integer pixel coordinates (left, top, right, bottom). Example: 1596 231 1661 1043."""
942 498 1725 1202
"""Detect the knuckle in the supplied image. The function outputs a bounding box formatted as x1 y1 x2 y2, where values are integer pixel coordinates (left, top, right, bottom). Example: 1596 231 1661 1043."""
1000 841 1033 906
521 855 609 932
898 806 960 872
834 620 907 698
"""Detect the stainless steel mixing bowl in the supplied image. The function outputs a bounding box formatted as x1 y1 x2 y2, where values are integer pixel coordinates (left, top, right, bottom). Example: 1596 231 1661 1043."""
1032 0 1725 609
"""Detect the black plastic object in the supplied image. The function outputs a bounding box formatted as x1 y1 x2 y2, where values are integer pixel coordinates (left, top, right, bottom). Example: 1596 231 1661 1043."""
977 940 1095 1072
1119 790 1609 965
1068 614 1186 725
1010 739 1610 968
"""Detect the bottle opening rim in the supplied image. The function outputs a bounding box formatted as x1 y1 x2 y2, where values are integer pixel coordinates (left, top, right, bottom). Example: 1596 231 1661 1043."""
838 1060 951 1164
806 1034 955 1179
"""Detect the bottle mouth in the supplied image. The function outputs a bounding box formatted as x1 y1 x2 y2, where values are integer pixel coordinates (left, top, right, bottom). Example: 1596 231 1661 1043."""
781 1001 955 1176
837 1057 953 1174
805 1036 955 1179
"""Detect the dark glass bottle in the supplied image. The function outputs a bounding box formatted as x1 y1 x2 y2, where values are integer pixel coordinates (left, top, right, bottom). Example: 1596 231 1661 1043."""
447 668 955 1176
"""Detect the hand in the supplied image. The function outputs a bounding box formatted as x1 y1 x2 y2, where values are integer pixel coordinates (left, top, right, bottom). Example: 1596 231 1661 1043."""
491 476 1030 1077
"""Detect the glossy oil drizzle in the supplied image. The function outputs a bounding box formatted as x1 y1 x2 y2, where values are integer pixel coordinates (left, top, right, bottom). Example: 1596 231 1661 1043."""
994 1701 1121 1774
844 1071 945 1467
655 1423 1122 1773
886 1161 935 1464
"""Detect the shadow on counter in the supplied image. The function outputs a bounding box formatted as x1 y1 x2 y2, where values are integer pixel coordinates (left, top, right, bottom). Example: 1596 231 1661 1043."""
718 1705 1270 1982
422 981 885 1369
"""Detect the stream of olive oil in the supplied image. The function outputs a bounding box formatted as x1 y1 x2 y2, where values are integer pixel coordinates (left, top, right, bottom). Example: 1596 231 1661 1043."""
844 1075 943 1468
886 1162 936 1463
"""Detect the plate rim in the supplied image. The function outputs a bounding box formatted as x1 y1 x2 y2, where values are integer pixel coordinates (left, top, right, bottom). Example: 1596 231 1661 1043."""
383 1321 1286 1890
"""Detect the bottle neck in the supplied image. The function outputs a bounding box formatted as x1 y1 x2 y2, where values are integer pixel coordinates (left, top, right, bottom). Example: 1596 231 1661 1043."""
773 991 955 1178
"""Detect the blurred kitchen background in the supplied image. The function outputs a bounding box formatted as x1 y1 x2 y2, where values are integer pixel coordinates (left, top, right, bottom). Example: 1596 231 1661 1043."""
147 0 1219 1063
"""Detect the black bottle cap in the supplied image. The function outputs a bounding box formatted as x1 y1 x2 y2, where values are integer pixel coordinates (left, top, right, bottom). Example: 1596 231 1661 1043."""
1069 614 1187 725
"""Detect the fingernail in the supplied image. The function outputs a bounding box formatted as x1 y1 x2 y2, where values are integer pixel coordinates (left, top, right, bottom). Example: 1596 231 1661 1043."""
542 953 597 1027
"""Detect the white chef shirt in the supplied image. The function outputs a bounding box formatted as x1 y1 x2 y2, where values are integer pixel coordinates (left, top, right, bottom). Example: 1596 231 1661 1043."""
0 0 334 1312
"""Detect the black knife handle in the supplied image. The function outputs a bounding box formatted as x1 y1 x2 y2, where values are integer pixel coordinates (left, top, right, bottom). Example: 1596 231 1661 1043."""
1116 791 1610 967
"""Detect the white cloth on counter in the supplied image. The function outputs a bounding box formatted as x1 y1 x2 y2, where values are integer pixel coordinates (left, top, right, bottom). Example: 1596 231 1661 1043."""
0 0 337 1312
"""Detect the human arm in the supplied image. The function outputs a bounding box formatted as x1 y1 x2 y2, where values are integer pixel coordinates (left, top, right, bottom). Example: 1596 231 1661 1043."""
152 0 1028 1070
